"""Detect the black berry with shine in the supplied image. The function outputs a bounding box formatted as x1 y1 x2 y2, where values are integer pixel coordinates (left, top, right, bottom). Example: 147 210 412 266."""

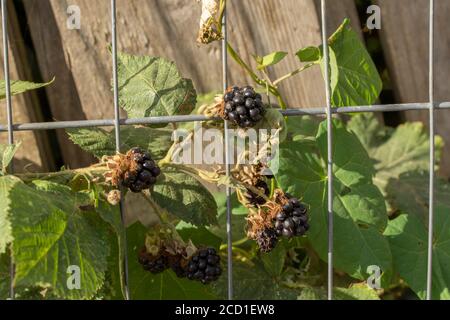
123 147 161 193
223 86 266 128
275 195 309 238
186 248 222 284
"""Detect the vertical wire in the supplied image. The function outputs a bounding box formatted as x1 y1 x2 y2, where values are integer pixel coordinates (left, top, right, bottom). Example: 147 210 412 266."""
222 8 233 300
426 0 435 301
111 0 130 300
1 0 15 300
320 0 334 301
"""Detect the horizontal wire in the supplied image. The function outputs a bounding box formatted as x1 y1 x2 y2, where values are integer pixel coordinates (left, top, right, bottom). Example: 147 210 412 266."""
0 101 449 132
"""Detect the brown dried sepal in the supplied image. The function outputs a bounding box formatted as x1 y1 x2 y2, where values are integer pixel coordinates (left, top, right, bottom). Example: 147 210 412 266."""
245 189 288 240
198 94 225 118
103 150 141 188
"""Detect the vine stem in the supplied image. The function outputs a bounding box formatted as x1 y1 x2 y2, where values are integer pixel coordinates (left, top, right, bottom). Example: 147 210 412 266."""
15 164 109 182
272 63 316 86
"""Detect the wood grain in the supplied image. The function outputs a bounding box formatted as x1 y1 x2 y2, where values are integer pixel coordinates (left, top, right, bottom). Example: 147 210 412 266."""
376 0 450 177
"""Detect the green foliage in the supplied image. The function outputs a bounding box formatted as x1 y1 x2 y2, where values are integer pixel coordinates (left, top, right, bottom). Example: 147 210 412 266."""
0 142 21 175
116 51 197 118
67 126 172 159
213 259 297 300
385 212 450 300
255 51 288 70
151 169 218 226
0 177 111 299
323 19 382 106
348 113 443 211
276 120 392 282
0 78 54 100
296 46 320 63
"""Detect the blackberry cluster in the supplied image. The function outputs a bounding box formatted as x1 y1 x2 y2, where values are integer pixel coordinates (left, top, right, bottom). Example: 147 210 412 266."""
245 180 270 206
256 228 278 253
123 147 161 193
138 249 168 274
186 248 222 284
223 86 266 128
138 246 222 285
275 195 309 238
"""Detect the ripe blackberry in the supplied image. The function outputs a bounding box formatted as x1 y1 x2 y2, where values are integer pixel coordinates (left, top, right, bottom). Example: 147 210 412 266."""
256 228 278 253
245 180 270 206
123 147 161 193
138 248 168 274
223 86 266 128
186 248 222 284
274 196 309 238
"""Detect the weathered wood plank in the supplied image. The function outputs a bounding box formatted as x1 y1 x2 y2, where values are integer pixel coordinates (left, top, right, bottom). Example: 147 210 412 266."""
375 0 450 177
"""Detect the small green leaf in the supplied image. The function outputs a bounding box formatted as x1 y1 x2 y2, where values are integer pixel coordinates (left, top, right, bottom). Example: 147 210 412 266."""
256 51 288 70
116 52 196 118
0 78 54 100
126 222 216 300
295 46 320 62
0 252 9 299
384 212 450 300
0 142 21 174
321 19 382 107
67 126 172 159
298 284 380 300
151 169 218 226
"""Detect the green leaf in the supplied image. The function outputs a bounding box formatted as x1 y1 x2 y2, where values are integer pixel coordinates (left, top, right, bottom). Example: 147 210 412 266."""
67 126 172 159
0 176 15 254
386 171 450 223
298 284 380 300
176 223 222 250
0 252 10 299
321 19 382 107
384 212 450 300
2 177 110 299
213 259 297 300
348 114 443 209
116 52 196 118
260 244 286 277
126 222 216 300
0 142 21 175
286 116 321 142
276 120 392 282
256 51 288 70
0 78 54 100
151 170 218 226
296 46 320 62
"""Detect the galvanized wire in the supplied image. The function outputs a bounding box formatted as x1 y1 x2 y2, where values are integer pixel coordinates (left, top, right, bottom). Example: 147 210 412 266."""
111 0 130 301
426 0 435 301
1 0 15 300
222 8 233 301
320 0 334 301
2 102 450 132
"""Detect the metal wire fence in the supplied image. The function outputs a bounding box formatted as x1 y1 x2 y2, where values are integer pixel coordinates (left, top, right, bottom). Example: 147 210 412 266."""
0 0 440 300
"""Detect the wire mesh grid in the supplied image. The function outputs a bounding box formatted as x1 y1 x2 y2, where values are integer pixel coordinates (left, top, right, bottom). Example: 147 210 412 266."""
0 0 439 300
